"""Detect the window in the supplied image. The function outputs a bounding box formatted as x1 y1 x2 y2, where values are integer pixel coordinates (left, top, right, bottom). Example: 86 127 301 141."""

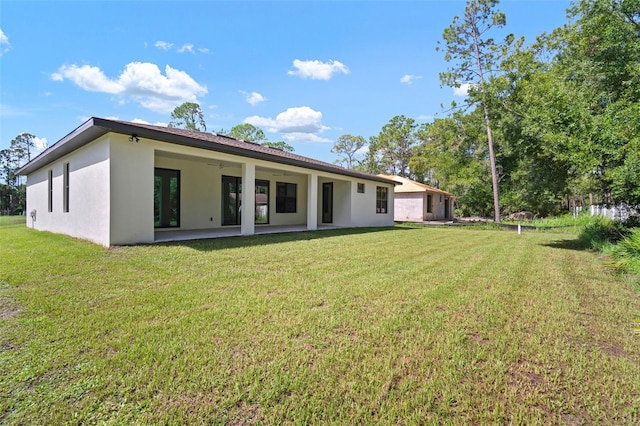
63 163 70 213
255 180 270 224
48 170 53 212
276 182 296 213
357 183 365 194
155 168 180 228
427 194 432 213
376 186 388 214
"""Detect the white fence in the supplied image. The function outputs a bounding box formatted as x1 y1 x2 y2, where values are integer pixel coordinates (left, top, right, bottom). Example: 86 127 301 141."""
590 204 639 221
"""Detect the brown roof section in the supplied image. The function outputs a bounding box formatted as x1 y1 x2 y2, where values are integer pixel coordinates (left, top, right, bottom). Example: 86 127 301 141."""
378 174 455 197
17 117 397 185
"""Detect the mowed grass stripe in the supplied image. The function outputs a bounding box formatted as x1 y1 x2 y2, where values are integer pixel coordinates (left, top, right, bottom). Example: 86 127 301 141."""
1 226 639 424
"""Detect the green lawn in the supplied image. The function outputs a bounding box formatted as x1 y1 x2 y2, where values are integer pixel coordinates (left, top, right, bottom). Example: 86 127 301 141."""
0 216 25 227
1 224 639 424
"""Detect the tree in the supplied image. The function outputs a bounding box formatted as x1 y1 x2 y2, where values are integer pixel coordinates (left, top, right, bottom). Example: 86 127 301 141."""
0 133 39 214
227 123 266 142
439 0 514 222
10 133 37 164
556 0 640 206
261 141 294 152
331 134 366 169
411 111 494 216
168 102 206 131
368 116 418 177
226 123 294 152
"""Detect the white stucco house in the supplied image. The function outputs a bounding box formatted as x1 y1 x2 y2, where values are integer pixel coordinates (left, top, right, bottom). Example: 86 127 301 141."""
17 118 396 247
379 175 455 222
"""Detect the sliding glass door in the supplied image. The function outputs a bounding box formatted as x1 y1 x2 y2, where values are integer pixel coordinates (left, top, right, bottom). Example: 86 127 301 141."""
222 176 270 225
154 168 180 228
222 175 241 226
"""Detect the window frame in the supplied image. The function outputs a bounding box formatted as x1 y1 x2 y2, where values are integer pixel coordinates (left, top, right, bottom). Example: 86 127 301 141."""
357 183 365 194
255 179 270 224
63 163 70 213
427 194 432 213
154 167 181 228
48 169 53 212
376 186 388 214
276 182 297 213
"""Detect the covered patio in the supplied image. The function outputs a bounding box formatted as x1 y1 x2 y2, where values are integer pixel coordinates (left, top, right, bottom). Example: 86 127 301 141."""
154 224 343 243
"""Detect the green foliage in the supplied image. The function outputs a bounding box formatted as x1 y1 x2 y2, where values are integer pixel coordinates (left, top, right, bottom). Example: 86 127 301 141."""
438 0 516 223
439 0 512 88
578 217 629 250
411 111 494 217
331 134 366 169
261 140 294 152
608 228 640 275
168 102 206 131
0 133 38 215
227 123 266 142
424 0 640 216
367 116 418 177
226 123 294 152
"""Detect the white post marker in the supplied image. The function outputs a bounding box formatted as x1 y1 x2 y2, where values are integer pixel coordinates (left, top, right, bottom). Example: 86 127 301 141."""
518 222 521 235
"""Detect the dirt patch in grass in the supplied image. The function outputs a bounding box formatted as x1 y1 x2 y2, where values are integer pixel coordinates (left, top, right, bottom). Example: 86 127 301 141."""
229 402 264 425
1 339 17 352
467 332 490 345
0 296 22 320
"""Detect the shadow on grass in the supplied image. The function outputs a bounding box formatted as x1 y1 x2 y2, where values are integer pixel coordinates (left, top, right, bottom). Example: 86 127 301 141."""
541 238 591 251
157 226 413 252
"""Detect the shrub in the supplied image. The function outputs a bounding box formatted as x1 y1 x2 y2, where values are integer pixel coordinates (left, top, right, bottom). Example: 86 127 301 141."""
608 228 640 275
578 217 629 250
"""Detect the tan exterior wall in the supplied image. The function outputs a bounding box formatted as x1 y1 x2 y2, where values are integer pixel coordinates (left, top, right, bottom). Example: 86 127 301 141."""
109 135 155 245
394 193 424 222
25 131 396 246
25 136 111 246
349 180 395 227
393 191 453 222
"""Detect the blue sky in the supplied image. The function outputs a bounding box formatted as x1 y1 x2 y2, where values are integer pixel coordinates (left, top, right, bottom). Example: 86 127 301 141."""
1 0 571 164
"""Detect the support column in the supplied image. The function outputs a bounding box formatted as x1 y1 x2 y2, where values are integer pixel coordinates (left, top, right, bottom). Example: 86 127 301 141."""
307 173 318 230
241 162 255 236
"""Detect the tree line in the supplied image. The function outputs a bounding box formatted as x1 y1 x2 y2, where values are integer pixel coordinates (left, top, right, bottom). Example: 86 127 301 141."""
344 0 640 219
0 134 38 215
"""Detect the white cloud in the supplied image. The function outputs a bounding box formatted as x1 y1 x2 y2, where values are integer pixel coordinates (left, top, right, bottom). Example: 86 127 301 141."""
52 62 207 113
33 137 48 153
287 59 349 80
245 106 329 134
400 74 422 85
155 41 174 51
283 133 332 143
178 43 194 54
417 114 434 121
0 29 11 55
131 118 168 126
454 82 473 97
154 41 208 54
240 91 266 106
355 145 369 155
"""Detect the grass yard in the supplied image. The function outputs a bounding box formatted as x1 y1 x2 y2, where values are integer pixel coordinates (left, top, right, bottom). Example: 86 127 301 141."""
0 216 25 227
1 223 639 424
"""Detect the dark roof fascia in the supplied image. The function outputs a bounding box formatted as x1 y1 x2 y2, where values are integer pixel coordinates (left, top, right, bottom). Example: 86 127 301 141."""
16 118 108 175
95 119 396 185
18 117 397 186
